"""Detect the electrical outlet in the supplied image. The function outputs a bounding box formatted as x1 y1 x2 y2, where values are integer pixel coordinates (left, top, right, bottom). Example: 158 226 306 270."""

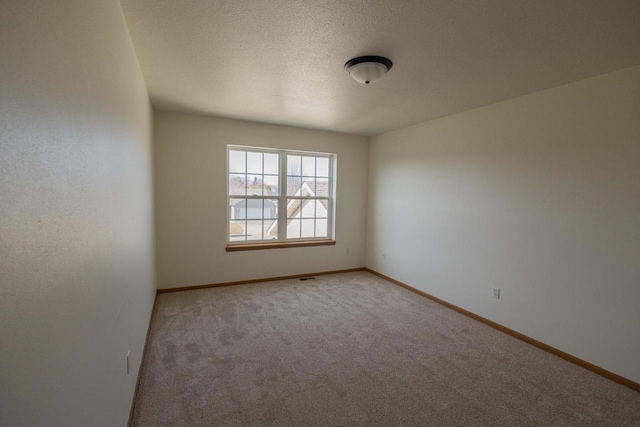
346 248 350 255
127 350 130 375
492 287 500 299
382 252 387 260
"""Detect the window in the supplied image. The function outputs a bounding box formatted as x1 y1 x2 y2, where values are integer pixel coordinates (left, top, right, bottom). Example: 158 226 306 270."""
227 146 335 250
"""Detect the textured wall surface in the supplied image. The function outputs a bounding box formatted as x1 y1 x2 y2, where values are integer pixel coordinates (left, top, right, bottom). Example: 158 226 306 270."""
0 1 155 425
154 112 368 289
367 66 640 383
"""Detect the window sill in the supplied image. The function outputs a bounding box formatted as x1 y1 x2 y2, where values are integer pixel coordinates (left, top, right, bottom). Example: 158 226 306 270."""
226 239 336 252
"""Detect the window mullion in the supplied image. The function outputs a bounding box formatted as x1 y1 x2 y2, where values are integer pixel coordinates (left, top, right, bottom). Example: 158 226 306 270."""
278 153 287 241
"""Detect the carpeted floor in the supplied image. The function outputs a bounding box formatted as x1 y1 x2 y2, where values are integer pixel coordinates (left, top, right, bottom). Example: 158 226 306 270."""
131 271 640 426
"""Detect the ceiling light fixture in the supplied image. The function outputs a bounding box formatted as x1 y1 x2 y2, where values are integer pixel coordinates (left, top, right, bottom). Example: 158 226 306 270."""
344 56 393 85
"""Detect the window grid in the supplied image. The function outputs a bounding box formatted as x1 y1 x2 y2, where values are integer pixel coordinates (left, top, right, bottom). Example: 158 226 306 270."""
228 147 334 244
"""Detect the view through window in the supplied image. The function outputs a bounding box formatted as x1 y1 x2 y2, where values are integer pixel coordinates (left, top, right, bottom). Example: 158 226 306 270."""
228 146 334 244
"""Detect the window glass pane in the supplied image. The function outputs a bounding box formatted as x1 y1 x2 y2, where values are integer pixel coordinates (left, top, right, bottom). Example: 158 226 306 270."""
245 199 264 219
247 151 263 174
287 176 301 196
286 199 302 219
246 220 263 241
316 157 329 177
264 175 279 196
264 219 278 240
316 219 328 237
265 199 278 219
316 178 329 197
264 153 279 175
229 220 246 241
302 178 315 195
302 156 316 177
229 174 246 196
287 155 301 177
301 219 315 238
301 200 315 218
315 200 328 218
229 198 244 219
229 150 246 173
287 219 301 239
247 174 262 195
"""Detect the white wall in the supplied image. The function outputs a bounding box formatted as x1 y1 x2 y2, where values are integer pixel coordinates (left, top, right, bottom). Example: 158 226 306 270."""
154 112 368 289
367 66 640 383
0 1 155 426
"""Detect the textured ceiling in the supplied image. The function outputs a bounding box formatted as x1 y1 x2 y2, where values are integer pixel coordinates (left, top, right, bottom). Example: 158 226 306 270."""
120 0 640 136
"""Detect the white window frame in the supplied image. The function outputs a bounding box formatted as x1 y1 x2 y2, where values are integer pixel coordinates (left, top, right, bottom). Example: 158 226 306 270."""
226 145 336 250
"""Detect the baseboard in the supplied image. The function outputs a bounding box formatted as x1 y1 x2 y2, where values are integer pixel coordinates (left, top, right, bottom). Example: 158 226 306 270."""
127 294 159 427
157 267 366 294
364 268 640 393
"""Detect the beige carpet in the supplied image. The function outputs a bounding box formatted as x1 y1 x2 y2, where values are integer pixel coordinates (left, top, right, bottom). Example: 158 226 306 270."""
131 272 640 426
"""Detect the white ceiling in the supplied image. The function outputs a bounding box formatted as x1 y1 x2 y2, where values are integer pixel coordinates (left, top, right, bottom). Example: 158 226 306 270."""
120 0 640 136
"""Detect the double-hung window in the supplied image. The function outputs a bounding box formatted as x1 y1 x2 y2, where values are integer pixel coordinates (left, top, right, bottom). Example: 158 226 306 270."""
227 145 335 250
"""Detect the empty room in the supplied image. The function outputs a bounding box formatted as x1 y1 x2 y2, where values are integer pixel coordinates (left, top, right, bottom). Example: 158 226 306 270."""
2 0 639 426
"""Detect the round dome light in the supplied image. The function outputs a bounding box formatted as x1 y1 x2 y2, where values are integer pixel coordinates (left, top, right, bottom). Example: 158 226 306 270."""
344 56 393 85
